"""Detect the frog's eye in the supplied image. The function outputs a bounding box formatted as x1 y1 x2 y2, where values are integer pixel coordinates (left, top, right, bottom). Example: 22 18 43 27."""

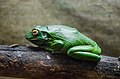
32 29 39 36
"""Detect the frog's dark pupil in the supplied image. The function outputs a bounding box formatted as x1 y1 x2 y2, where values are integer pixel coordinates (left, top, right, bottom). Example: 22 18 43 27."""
33 31 37 33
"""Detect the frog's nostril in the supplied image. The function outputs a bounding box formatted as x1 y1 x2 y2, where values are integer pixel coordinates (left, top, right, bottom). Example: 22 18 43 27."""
25 35 28 39
25 34 30 39
25 32 31 39
25 34 34 40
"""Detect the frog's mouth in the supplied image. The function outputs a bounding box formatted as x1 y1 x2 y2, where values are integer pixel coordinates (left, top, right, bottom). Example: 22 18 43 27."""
28 38 51 45
29 38 49 41
29 38 39 41
29 39 44 45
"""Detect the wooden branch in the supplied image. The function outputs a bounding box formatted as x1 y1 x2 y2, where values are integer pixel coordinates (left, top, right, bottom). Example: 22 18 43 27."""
0 45 120 79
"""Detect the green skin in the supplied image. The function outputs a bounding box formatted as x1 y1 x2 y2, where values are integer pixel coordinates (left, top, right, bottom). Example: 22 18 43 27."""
25 25 101 62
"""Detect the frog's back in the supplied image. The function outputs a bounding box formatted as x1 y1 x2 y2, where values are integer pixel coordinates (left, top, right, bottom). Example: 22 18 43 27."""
36 25 74 32
37 25 97 48
45 25 76 32
44 25 81 40
46 25 96 45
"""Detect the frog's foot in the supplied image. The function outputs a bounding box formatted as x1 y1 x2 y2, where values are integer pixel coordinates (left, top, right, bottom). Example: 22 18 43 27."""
67 45 101 62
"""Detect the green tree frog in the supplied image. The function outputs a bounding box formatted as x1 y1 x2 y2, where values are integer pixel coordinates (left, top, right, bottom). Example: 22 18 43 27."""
25 25 101 62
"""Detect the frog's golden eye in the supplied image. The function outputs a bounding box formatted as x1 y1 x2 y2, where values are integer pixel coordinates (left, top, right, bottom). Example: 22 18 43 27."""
32 29 39 36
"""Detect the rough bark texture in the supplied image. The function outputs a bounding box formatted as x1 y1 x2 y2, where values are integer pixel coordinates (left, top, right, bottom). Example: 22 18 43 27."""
0 45 120 79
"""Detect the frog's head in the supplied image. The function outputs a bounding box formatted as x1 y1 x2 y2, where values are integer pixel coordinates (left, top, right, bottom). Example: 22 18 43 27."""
25 26 51 45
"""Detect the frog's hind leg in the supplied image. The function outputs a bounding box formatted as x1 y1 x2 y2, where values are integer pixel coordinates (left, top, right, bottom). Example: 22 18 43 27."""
67 45 101 62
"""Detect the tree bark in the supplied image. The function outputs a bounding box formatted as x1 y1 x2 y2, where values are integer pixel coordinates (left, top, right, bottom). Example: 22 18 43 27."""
0 45 119 79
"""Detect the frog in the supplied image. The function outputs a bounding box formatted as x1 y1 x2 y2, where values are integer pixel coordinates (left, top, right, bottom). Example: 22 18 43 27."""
25 25 101 62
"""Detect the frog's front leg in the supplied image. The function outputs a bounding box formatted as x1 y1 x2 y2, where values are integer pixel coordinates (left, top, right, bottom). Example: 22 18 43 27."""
67 45 101 62
45 40 64 53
